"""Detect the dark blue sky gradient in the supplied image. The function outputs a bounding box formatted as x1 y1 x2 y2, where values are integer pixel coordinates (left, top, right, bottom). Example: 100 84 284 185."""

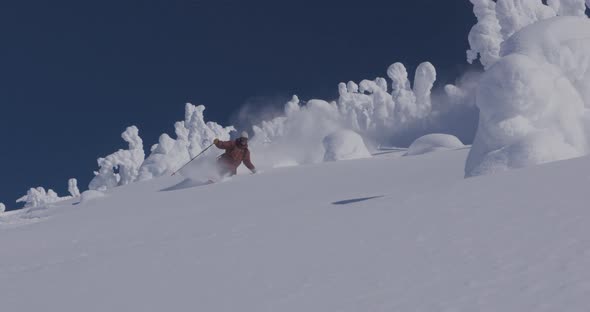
0 0 477 209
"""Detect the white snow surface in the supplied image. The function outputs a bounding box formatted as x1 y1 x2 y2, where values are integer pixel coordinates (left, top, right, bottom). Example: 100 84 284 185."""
466 16 590 177
323 130 371 161
406 133 465 156
2 149 590 311
79 190 106 205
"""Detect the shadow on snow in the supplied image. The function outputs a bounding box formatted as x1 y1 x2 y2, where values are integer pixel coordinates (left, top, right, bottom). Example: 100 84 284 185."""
160 179 212 192
332 196 385 205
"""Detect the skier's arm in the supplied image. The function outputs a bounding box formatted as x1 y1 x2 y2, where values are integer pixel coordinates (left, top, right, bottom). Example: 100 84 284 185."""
214 139 234 150
243 149 256 172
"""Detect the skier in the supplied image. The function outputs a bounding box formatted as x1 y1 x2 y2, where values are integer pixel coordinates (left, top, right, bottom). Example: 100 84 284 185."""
213 131 257 177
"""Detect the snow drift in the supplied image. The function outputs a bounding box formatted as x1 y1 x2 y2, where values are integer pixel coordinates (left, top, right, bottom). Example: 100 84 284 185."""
406 134 464 156
466 16 590 177
323 130 371 161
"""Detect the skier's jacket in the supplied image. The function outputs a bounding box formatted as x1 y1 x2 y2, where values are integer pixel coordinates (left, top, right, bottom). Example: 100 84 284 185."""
214 139 255 175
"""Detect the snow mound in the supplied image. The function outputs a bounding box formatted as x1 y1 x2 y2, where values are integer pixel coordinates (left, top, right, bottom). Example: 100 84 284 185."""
406 134 465 156
323 130 371 161
466 16 590 177
79 190 106 205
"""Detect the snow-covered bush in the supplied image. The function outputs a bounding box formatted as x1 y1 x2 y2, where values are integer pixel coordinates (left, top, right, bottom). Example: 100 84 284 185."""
16 187 68 208
323 130 371 162
406 134 465 156
89 126 145 191
138 103 234 180
0 203 5 214
68 178 80 197
466 16 590 177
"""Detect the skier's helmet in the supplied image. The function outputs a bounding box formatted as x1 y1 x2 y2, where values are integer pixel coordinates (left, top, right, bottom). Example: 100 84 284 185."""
237 131 249 146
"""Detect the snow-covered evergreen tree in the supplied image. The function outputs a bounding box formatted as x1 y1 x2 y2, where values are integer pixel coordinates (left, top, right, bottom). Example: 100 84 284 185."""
16 187 65 208
547 0 587 17
0 203 5 214
467 0 503 69
137 103 234 180
466 15 590 177
89 126 145 191
68 178 81 197
467 0 589 68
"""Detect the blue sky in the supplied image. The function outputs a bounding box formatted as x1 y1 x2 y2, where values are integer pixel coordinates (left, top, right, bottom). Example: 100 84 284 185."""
0 0 477 209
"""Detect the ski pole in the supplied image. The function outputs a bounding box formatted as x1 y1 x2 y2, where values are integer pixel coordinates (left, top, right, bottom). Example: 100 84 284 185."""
171 143 215 176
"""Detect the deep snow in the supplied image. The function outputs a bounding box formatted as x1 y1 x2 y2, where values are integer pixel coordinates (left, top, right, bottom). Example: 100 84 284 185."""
2 148 590 312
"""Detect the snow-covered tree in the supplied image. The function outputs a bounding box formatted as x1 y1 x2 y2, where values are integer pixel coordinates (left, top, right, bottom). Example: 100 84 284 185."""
384 62 437 123
68 178 81 197
466 17 590 177
0 203 5 214
137 103 234 180
15 177 82 208
413 62 437 118
547 0 588 16
467 0 589 68
16 187 65 208
495 0 557 39
467 0 503 69
89 126 145 191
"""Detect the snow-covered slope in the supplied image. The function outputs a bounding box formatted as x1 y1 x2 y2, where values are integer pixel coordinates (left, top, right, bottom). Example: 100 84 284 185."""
1 149 589 312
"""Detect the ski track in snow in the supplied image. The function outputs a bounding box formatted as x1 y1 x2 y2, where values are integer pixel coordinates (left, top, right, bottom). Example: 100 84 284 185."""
1 149 590 311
